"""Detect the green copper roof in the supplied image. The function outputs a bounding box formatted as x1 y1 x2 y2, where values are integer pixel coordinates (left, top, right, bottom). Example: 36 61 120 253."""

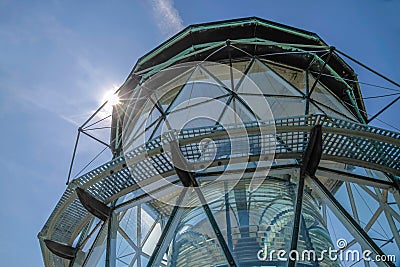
122 17 366 122
134 17 324 72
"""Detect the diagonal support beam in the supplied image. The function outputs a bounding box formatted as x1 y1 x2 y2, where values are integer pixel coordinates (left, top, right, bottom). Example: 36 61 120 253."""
169 139 238 266
81 129 112 149
194 186 238 267
374 189 400 249
317 166 394 189
346 182 372 267
393 189 400 212
335 49 400 123
367 96 400 123
289 125 323 267
142 215 161 247
339 206 384 254
308 46 335 97
66 130 81 185
106 205 117 267
360 185 400 222
346 182 360 223
117 227 139 252
335 49 400 89
289 172 306 267
146 188 188 267
308 175 395 267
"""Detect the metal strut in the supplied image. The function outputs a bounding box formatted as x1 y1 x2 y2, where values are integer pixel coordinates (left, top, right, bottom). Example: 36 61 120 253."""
308 46 335 97
335 49 400 124
65 85 122 185
66 130 81 185
146 188 188 267
308 176 395 267
289 125 323 267
66 126 113 185
167 140 238 267
367 95 400 123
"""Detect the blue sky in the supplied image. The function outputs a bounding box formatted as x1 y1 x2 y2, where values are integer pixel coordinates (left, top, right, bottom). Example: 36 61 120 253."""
0 0 399 266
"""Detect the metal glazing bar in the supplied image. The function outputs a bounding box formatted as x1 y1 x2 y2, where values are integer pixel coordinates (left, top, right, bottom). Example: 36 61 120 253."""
113 180 182 213
308 70 400 93
385 210 400 248
317 166 394 189
163 66 198 115
305 69 310 115
194 187 238 267
227 40 237 124
137 205 142 267
308 46 335 97
344 183 372 267
212 57 255 127
117 227 138 251
81 220 109 266
230 44 254 58
77 219 102 249
146 188 188 267
385 174 400 192
142 215 161 246
224 182 233 250
346 182 360 222
299 215 318 266
345 88 366 123
105 203 117 267
288 173 306 267
393 190 400 211
360 186 400 222
170 135 238 267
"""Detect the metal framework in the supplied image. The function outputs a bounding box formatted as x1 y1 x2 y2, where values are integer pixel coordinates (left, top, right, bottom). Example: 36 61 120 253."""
39 17 400 267
39 114 400 266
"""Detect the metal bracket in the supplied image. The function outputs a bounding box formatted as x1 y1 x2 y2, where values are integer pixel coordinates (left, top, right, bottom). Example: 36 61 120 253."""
44 239 76 260
76 187 110 221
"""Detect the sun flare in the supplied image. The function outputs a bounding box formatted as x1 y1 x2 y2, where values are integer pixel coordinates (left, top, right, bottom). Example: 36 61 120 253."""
103 90 120 106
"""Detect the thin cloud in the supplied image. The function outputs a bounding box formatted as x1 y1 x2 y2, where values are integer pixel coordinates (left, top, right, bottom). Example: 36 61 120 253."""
149 0 184 36
1 14 121 128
